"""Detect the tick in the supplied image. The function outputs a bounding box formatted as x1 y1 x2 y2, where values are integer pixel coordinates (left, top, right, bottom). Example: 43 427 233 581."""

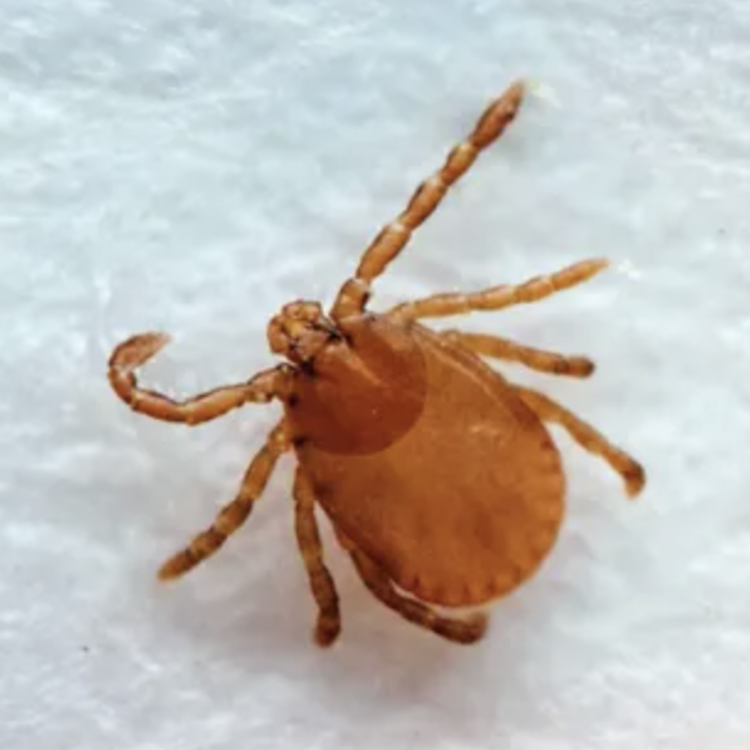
108 80 645 647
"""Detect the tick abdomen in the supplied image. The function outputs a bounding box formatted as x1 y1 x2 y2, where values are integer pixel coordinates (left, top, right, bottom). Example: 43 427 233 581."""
293 320 565 607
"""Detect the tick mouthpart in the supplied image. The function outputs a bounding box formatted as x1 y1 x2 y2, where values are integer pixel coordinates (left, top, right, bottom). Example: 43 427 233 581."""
267 299 342 364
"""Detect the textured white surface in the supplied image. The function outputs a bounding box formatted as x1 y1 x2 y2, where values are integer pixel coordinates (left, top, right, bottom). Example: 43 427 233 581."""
2 1 750 748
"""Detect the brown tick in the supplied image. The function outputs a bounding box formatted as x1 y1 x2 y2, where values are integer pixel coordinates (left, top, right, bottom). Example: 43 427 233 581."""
108 81 645 647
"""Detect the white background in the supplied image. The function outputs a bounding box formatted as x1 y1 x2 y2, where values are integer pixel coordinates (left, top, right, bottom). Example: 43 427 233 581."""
2 1 750 748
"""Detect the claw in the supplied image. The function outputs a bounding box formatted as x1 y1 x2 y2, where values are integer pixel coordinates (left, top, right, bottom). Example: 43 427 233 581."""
108 332 171 373
624 461 647 499
108 332 171 406
314 615 342 648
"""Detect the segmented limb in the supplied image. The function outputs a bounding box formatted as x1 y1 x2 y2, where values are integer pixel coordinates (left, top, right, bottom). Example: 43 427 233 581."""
443 330 595 378
293 467 341 647
514 386 646 497
158 422 290 579
337 532 487 645
108 332 287 424
331 80 526 320
389 258 608 323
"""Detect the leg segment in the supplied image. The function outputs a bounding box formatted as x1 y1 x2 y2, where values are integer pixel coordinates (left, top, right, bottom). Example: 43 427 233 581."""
331 80 526 320
515 386 645 497
444 330 595 378
341 537 487 645
108 332 288 425
293 467 341 647
389 258 608 323
158 422 290 579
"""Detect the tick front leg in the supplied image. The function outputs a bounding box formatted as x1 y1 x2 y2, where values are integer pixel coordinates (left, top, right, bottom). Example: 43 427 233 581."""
158 422 290 579
514 386 646 497
443 330 595 378
388 258 608 323
108 333 288 425
331 80 526 321
342 540 487 645
293 468 341 647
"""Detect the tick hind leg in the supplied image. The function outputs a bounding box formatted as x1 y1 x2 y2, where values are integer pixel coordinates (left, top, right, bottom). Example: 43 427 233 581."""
389 258 608 323
339 535 487 645
443 330 595 378
331 80 525 320
293 468 341 647
158 422 290 579
515 386 646 497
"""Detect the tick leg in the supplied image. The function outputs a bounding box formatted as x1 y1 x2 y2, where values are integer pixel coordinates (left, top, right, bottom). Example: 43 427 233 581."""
293 468 341 647
342 541 487 645
514 386 645 497
108 333 288 424
158 422 289 579
443 330 595 378
389 258 608 323
331 80 525 321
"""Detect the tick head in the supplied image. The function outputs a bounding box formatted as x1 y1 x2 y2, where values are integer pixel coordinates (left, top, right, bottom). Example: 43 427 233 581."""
267 300 341 365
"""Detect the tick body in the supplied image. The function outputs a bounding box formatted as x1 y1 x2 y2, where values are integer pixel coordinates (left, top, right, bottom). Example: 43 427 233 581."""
289 316 565 609
109 81 645 647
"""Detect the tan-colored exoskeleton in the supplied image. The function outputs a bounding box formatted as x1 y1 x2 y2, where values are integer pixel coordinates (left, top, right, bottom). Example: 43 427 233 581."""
109 80 645 647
